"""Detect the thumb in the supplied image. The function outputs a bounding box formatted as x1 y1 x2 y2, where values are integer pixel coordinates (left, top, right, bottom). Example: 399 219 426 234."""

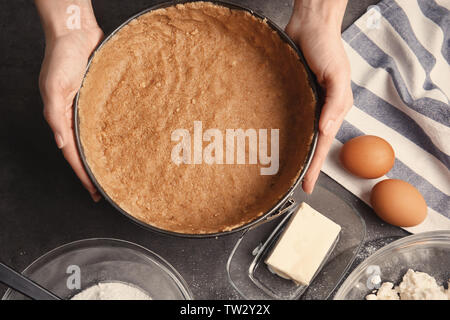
43 97 101 202
318 73 352 137
43 98 72 149
302 74 353 194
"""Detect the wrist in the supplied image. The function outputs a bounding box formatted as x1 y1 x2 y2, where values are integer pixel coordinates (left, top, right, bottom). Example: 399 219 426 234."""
292 0 348 28
35 0 100 40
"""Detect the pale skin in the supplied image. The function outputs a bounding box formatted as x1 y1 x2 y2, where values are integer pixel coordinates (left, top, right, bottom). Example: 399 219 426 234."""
35 0 352 200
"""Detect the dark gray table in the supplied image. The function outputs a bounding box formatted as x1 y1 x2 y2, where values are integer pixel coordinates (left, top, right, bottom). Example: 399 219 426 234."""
0 0 407 299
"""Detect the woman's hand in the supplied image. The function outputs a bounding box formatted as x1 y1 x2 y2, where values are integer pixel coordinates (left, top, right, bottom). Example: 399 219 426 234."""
286 0 353 194
36 0 103 201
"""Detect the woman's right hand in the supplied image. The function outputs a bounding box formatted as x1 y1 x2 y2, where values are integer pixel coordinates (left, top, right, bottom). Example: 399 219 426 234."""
286 0 353 194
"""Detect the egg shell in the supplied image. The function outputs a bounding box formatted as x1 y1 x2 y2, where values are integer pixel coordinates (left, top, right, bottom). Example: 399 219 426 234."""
370 179 427 227
340 135 395 179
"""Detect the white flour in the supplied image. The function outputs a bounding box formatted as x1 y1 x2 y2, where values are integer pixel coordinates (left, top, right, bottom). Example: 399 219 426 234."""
71 282 152 300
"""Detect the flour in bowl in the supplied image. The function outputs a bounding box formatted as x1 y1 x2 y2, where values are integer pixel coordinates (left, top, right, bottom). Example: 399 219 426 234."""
71 282 151 300
366 269 449 300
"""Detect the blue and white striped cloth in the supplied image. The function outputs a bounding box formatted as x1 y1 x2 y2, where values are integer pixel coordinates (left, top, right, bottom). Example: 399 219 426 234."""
322 0 450 233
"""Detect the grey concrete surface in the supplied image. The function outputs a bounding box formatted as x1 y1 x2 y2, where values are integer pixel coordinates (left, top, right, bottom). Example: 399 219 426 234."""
0 0 407 300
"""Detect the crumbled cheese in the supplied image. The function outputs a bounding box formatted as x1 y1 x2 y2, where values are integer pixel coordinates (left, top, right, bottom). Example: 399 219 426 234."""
366 269 449 300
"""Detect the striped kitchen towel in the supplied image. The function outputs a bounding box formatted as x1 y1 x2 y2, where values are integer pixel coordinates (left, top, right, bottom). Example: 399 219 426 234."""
322 0 450 233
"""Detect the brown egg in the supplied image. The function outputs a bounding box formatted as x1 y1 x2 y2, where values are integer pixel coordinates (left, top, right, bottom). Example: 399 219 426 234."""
340 135 395 179
370 179 427 227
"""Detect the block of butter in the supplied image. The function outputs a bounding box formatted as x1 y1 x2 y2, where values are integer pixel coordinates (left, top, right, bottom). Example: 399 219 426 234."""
265 202 341 286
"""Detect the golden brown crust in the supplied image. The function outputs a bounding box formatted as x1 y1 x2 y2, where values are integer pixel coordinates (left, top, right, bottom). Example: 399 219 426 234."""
78 2 316 234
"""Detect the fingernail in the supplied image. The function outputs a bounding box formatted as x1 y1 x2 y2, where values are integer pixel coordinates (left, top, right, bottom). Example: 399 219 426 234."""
302 181 313 194
323 120 335 136
91 191 101 202
302 177 312 194
55 133 65 149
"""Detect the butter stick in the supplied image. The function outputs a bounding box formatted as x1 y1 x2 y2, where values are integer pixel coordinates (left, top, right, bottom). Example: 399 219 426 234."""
265 202 341 286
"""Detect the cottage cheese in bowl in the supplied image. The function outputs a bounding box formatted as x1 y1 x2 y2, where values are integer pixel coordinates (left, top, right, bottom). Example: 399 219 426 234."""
366 269 450 300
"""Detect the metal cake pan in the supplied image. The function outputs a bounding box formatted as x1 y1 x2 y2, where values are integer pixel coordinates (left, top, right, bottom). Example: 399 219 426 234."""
74 0 323 238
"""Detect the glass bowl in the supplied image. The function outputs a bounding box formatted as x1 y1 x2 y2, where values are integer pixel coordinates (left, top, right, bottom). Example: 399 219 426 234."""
334 231 450 300
2 238 193 300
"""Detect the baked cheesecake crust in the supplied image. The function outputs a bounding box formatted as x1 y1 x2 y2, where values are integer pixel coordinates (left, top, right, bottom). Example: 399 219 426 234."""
78 2 316 234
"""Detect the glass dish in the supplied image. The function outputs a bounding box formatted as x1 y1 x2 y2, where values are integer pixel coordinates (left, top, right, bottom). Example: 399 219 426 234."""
2 238 193 300
334 231 450 300
227 185 366 300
